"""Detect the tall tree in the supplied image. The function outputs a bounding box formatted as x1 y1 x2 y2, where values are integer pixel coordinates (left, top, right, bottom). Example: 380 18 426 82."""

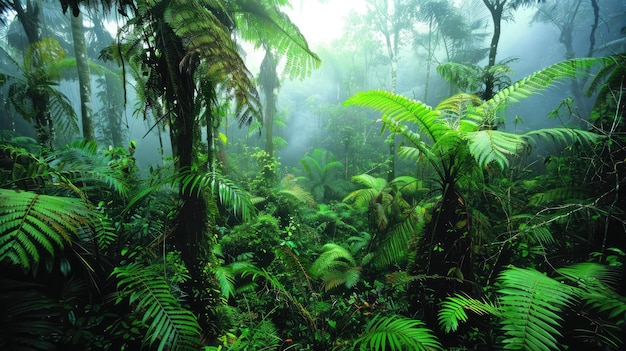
232 0 320 174
481 0 545 99
69 9 94 140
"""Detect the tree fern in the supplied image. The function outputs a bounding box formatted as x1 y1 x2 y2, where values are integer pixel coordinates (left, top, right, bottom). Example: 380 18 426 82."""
0 189 93 269
112 262 201 351
353 314 443 351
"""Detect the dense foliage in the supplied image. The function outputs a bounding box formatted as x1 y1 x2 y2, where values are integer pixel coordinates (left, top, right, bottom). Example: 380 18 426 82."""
1 0 625 350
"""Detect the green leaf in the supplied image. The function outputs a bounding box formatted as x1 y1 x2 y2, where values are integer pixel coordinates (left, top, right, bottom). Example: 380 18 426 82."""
112 263 201 351
353 314 442 351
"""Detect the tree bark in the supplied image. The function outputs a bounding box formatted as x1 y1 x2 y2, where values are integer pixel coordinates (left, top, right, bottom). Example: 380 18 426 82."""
70 11 95 141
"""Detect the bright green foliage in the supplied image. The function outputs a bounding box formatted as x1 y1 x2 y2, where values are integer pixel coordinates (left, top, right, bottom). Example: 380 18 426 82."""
310 243 361 291
497 267 578 351
112 262 201 351
353 314 443 351
343 174 388 209
438 294 501 333
0 189 92 269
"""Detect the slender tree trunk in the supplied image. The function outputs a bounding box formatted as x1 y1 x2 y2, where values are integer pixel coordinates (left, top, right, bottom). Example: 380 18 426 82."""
482 0 503 100
70 11 94 141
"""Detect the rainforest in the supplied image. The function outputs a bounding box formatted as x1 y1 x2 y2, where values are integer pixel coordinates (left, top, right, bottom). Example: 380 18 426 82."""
1 0 625 350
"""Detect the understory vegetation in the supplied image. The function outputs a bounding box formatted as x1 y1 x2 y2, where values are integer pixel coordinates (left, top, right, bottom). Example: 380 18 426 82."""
1 0 625 350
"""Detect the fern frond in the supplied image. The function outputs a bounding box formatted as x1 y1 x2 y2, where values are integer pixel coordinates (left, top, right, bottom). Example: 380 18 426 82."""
481 56 607 113
353 314 443 351
112 262 201 351
497 266 579 351
233 1 321 80
0 189 92 269
54 140 130 198
523 127 601 148
309 243 360 291
180 170 254 221
345 90 447 142
438 294 501 333
373 215 420 268
464 130 524 170
529 187 588 206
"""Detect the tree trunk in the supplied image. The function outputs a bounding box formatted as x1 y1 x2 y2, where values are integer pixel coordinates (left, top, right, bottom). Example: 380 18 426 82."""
70 11 94 141
482 0 503 100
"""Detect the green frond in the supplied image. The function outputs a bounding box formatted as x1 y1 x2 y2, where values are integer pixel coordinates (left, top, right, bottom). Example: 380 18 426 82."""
350 174 388 192
344 90 447 142
436 62 483 93
373 215 421 268
556 263 626 319
353 314 443 351
481 56 607 113
497 266 579 351
438 294 501 333
112 263 201 351
310 243 360 291
529 187 588 206
180 170 254 221
0 189 92 269
53 140 130 198
522 128 601 148
232 0 321 80
464 130 524 170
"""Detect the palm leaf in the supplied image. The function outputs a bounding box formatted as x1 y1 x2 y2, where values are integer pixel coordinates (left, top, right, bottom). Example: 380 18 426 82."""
112 262 201 351
0 189 92 269
353 314 443 351
498 266 578 351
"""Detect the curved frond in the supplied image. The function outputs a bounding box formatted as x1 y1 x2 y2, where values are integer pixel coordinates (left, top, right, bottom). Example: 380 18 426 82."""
233 0 321 80
481 56 608 113
0 189 92 269
353 314 443 351
497 266 579 351
465 130 524 169
180 170 254 221
112 263 201 351
373 214 421 268
309 243 360 291
522 127 601 148
344 90 447 142
438 294 501 333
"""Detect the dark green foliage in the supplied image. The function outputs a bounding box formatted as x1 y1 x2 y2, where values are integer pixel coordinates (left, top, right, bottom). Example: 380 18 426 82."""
309 243 361 291
219 213 282 265
112 262 202 351
439 263 625 351
0 189 93 269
